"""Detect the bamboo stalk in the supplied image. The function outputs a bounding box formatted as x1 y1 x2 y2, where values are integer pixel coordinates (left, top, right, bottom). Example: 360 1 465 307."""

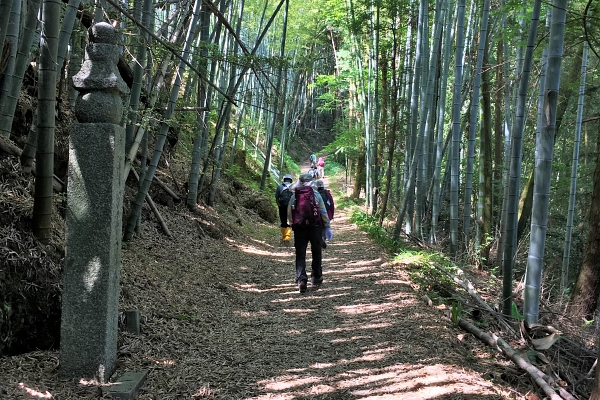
123 125 147 182
131 168 172 238
134 159 180 201
457 318 574 400
431 261 516 335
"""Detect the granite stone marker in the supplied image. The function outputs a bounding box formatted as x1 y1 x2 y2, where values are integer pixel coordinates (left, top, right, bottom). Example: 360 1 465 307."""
60 22 128 383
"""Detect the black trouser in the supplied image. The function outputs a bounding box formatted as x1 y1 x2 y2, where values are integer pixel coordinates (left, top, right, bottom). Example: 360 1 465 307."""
278 206 289 228
293 225 322 283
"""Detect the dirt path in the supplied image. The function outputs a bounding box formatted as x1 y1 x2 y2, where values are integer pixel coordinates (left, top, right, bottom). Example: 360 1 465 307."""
0 170 530 399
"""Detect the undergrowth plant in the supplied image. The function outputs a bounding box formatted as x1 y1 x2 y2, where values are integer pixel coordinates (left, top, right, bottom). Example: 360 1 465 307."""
350 210 404 253
350 208 469 308
323 161 345 178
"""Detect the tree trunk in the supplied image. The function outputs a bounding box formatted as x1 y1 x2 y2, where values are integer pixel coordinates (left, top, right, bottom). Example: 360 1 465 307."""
479 34 492 258
562 42 588 291
377 28 397 227
493 35 503 236
416 0 445 239
517 170 534 241
430 0 455 244
523 0 568 324
33 0 60 244
501 0 541 316
259 0 288 191
0 0 13 63
0 0 42 138
463 0 490 251
352 150 365 199
570 116 600 319
124 0 202 241
449 0 467 255
513 41 584 244
0 0 22 138
124 0 151 154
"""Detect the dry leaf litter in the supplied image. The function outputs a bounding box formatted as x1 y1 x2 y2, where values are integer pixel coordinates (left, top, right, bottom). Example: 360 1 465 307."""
0 154 596 400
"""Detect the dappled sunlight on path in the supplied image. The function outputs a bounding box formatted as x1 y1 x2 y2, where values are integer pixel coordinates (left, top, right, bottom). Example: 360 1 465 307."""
0 177 520 400
207 206 515 399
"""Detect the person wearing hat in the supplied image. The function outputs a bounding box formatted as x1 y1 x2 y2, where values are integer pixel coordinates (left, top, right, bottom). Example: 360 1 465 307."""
275 174 294 245
287 173 333 293
315 180 334 249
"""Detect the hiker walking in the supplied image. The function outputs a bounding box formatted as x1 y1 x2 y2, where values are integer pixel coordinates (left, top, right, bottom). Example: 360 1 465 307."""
315 180 334 249
275 174 294 245
287 174 332 293
317 156 325 178
309 153 317 169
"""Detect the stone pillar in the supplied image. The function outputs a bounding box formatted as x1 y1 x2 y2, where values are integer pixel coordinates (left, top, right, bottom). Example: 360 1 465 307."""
60 22 129 383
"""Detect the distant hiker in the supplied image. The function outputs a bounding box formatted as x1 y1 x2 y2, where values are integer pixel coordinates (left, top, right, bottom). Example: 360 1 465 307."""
317 156 325 178
308 166 319 180
309 153 317 168
275 174 294 245
288 173 332 293
315 180 334 249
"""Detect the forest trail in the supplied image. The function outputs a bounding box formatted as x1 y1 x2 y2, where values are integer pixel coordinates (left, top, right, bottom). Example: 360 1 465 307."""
111 165 520 399
0 166 529 399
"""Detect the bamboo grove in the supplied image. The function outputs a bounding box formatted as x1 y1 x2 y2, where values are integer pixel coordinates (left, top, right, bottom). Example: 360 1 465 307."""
1 0 600 325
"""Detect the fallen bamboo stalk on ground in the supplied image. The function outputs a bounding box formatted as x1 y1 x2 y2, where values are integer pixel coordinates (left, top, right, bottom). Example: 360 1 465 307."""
131 169 172 238
0 136 67 192
431 261 516 335
457 317 576 400
122 126 181 202
134 158 180 201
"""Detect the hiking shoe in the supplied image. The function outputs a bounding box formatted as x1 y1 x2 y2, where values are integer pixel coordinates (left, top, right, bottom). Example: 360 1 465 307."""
321 240 327 249
311 276 323 286
298 280 307 293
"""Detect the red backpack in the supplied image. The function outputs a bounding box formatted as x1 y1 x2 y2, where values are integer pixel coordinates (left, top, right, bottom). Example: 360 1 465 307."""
292 186 322 228
317 187 334 220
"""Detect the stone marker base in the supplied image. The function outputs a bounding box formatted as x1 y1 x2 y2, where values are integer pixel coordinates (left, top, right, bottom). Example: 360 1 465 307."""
102 370 148 399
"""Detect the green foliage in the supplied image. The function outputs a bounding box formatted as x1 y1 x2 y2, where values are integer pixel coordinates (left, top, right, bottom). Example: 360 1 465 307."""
323 120 363 160
310 74 349 112
511 302 524 321
581 319 594 328
223 149 278 198
175 313 196 322
334 195 363 210
336 203 492 314
451 302 463 325
323 160 345 177
350 210 404 253
280 153 301 178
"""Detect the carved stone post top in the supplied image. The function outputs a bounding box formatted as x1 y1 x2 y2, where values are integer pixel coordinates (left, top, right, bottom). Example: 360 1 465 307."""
72 22 128 95
72 22 128 124
88 22 120 45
